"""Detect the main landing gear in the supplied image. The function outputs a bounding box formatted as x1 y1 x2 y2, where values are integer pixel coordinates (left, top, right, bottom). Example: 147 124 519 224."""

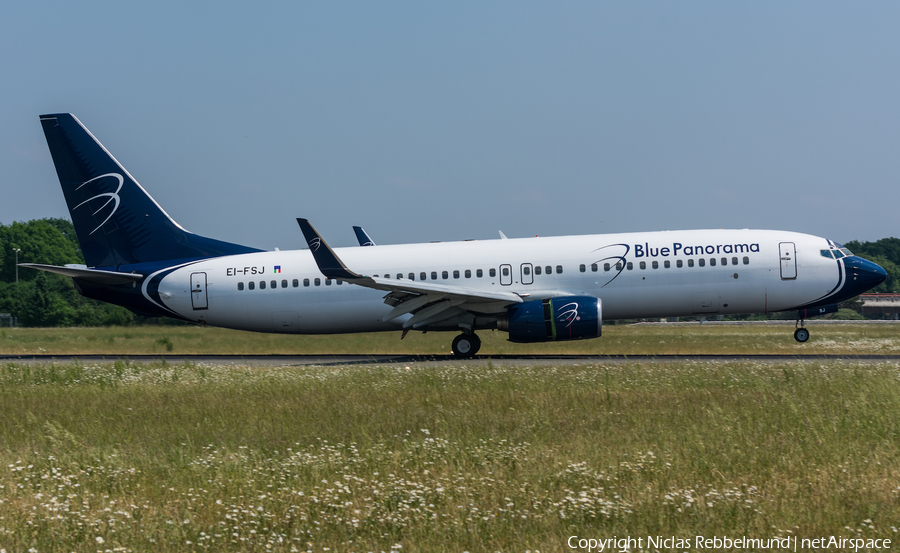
452 333 481 358
794 319 810 343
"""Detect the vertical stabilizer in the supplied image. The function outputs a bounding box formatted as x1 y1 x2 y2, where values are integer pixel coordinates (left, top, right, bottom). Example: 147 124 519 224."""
39 113 260 267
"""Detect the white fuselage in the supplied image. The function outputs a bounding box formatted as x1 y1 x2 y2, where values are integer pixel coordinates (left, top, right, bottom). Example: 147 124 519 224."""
149 229 841 334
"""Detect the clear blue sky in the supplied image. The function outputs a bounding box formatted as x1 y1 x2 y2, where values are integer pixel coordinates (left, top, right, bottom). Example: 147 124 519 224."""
2 2 898 250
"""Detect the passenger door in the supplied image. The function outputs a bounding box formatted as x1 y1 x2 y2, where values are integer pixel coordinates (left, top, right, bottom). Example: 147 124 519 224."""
779 242 797 280
191 272 208 310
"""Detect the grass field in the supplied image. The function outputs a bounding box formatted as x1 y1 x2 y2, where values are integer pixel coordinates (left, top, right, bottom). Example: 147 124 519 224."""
1 322 899 356
1 356 899 552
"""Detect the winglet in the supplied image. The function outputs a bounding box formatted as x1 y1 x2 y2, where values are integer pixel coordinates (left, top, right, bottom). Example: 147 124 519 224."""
353 226 376 246
297 219 363 280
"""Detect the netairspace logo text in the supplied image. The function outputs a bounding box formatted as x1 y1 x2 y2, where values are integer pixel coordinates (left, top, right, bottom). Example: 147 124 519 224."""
567 535 891 552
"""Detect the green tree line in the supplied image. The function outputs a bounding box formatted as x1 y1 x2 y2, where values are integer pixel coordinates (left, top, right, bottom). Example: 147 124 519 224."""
844 238 900 294
0 219 135 326
1 219 898 326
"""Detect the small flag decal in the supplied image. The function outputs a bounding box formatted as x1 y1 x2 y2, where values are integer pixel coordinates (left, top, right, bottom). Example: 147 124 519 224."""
274 266 281 273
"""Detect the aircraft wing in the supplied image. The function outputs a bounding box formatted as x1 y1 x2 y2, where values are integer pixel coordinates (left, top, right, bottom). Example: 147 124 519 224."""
297 219 523 328
20 263 144 285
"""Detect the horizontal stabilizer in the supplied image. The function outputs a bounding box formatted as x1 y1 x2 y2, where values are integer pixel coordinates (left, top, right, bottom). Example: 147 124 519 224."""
20 263 144 285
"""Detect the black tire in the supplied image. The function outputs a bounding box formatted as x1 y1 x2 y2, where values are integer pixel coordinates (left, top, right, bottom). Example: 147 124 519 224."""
794 328 810 343
452 333 478 358
470 333 482 355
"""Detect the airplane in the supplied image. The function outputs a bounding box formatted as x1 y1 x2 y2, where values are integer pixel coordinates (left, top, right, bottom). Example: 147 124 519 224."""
23 113 887 357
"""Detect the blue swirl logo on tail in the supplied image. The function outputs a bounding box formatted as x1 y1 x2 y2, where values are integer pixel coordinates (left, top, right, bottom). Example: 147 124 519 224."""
73 173 124 235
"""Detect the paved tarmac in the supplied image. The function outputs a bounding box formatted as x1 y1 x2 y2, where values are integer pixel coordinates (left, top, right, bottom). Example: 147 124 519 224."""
1 353 898 366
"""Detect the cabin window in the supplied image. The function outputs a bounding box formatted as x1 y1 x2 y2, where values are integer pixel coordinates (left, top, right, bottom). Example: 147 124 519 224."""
731 257 738 266
677 259 683 268
442 270 449 279
292 279 299 287
282 280 288 288
397 273 403 279
616 262 623 270
721 257 727 266
688 259 694 267
337 280 343 285
383 274 390 279
431 271 438 280
591 263 598 272
664 260 670 268
604 263 610 272
639 261 646 270
652 261 659 269
535 266 542 275
626 262 633 270
698 259 705 267
314 278 321 286
477 269 483 278
465 269 471 278
325 279 332 286
237 282 244 291
501 267 509 277
743 256 749 265
453 270 460 279
579 264 586 273
303 278 310 287
269 280 276 289
260 281 266 289
420 272 426 280
545 265 552 275
248 281 255 290
556 265 563 274
490 268 496 277
523 266 531 275
710 258 716 267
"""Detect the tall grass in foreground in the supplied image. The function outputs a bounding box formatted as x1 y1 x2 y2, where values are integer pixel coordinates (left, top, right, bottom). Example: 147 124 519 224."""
0 360 899 551
2 323 900 356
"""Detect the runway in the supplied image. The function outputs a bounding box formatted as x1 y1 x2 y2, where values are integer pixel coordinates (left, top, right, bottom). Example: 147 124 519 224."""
1 353 899 366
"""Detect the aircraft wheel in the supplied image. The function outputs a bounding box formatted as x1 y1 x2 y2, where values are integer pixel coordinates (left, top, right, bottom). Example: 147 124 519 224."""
794 328 810 343
452 333 478 358
469 333 482 355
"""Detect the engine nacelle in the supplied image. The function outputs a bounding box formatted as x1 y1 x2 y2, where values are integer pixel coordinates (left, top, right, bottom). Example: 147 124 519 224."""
497 296 601 343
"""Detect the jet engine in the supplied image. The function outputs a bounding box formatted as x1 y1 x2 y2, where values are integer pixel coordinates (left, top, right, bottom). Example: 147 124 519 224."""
497 296 601 343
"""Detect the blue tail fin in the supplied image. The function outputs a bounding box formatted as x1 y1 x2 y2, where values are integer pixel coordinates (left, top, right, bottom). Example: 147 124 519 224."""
39 113 260 267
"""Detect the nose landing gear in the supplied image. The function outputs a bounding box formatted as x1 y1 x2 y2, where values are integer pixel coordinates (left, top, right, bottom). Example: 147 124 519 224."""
794 318 810 343
451 333 481 358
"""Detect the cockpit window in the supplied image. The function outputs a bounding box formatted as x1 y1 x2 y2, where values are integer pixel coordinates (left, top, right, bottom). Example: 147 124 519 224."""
823 242 854 259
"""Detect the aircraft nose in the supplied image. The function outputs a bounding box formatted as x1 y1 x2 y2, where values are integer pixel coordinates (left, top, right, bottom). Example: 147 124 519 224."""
846 256 887 291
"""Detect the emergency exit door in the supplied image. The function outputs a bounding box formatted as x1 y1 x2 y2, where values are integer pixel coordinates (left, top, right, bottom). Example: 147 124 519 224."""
191 272 208 309
779 242 797 280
